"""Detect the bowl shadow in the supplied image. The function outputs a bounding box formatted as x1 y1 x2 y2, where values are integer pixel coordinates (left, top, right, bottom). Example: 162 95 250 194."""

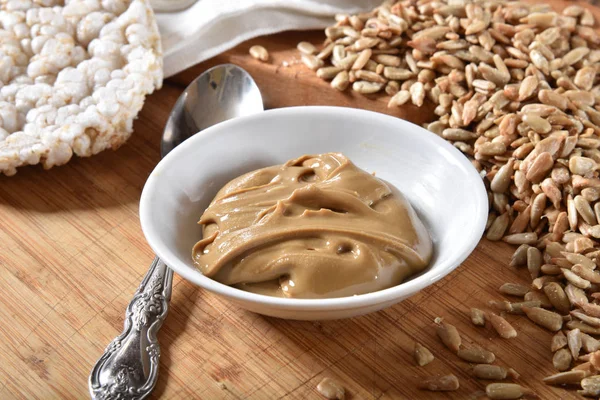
250 310 400 399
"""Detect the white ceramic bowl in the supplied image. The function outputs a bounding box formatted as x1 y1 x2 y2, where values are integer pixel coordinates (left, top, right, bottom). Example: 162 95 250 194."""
140 106 488 320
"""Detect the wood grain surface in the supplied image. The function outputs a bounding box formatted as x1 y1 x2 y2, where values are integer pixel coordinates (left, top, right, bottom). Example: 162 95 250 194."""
1 2 599 399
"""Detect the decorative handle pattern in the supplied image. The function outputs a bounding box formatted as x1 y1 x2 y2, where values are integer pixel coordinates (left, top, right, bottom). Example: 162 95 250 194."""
89 257 173 400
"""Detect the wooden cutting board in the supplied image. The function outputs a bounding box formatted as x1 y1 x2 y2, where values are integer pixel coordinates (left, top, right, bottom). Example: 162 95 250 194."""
1 2 599 399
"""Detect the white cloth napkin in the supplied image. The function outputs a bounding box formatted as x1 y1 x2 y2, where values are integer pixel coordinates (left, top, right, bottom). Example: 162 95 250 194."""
156 0 381 77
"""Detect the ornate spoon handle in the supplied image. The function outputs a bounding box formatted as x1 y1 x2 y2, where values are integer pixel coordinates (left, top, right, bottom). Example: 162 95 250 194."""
89 257 173 400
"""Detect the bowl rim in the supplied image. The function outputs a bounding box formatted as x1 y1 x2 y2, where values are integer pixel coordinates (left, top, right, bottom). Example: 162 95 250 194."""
140 106 488 310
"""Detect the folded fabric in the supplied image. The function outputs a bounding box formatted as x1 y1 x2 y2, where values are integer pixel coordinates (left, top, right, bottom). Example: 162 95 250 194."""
156 0 380 77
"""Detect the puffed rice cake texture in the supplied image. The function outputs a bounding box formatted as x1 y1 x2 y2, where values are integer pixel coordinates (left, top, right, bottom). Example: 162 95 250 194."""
0 0 163 175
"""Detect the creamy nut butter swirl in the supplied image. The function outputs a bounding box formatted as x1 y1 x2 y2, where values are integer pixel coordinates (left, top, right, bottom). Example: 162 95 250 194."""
192 153 432 299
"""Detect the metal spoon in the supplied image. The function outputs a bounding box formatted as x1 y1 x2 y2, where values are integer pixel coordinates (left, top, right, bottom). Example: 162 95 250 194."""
89 64 263 399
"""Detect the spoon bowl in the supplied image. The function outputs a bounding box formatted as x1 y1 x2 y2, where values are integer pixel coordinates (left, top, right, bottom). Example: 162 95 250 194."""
162 64 263 156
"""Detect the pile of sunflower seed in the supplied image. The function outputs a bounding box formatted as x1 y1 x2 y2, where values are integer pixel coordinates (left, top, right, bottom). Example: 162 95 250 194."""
301 0 600 397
